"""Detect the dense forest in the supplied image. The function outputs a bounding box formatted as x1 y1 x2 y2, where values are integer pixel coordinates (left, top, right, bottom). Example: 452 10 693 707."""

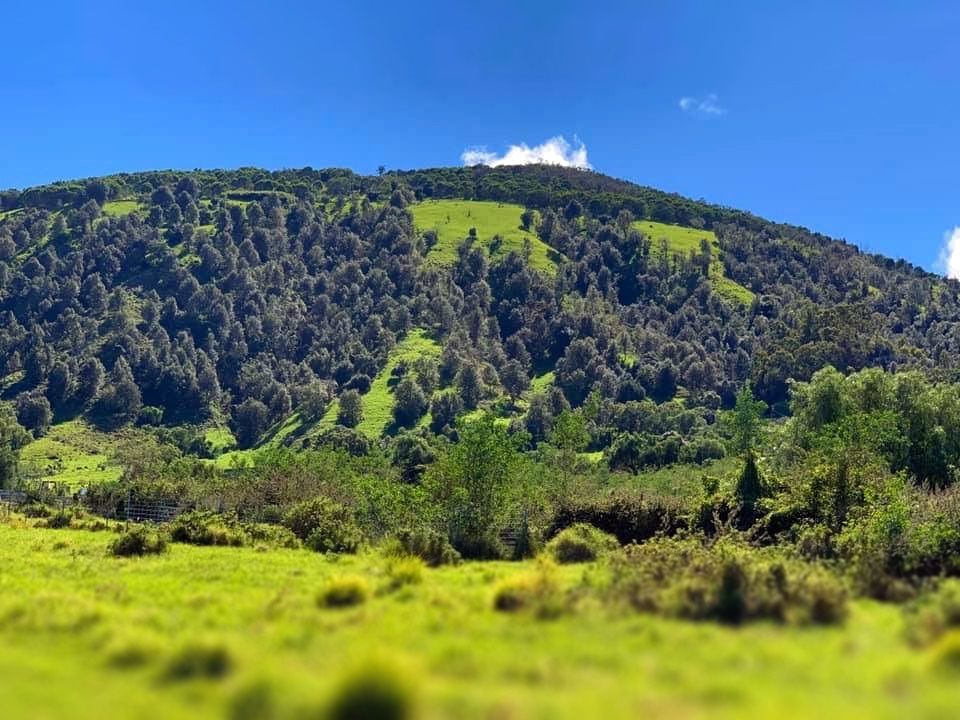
1 164 958 466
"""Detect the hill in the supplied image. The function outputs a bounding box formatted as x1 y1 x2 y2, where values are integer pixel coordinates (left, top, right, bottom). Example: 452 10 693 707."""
1 164 959 484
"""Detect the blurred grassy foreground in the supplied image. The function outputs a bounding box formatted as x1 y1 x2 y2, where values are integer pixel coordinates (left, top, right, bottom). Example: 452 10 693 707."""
0 523 958 719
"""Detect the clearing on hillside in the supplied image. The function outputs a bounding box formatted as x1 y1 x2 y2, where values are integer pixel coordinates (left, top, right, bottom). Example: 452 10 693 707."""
634 220 754 304
19 420 123 487
411 200 560 272
101 200 143 217
317 328 442 439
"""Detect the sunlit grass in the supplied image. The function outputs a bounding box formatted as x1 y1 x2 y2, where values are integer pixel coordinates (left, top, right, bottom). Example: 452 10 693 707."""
19 420 122 487
101 200 143 217
634 220 754 304
411 200 560 273
1 522 958 719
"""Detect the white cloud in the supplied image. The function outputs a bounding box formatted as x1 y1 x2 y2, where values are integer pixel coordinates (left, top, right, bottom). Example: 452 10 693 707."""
461 135 591 169
938 227 960 280
679 93 727 116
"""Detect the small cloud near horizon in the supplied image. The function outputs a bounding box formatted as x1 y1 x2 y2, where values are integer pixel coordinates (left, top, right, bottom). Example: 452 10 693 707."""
679 93 727 116
938 227 960 280
461 135 591 169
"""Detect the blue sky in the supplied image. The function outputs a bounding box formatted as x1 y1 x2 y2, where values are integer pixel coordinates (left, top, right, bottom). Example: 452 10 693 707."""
3 1 959 274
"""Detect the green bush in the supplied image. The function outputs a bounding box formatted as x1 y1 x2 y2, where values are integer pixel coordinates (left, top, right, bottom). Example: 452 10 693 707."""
929 631 960 674
162 640 233 682
549 491 687 545
110 526 168 557
387 528 461 566
546 522 619 563
327 656 416 720
384 556 425 591
905 581 960 647
493 561 568 619
283 497 363 554
319 576 370 608
606 537 847 625
169 511 248 547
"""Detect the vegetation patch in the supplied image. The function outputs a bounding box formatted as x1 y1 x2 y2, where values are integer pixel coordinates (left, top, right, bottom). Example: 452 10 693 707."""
634 220 754 304
19 420 123 487
109 525 168 557
546 522 619 564
411 200 560 272
319 575 371 608
101 200 143 217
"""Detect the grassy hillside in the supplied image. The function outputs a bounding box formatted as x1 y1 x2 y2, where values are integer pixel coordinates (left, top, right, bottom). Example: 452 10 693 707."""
635 220 754 304
19 420 123 487
2 523 959 719
101 199 143 217
317 328 442 439
411 200 560 272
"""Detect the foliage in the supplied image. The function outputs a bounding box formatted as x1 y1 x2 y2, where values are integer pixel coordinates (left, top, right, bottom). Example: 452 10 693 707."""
327 655 417 720
282 496 363 553
386 527 461 567
424 414 525 558
493 560 568 618
549 490 688 545
318 575 370 608
546 522 619 563
110 525 168 557
606 537 848 625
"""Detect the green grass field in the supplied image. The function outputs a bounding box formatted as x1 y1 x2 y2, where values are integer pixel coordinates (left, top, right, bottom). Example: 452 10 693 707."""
102 200 143 217
411 200 560 273
1 522 958 719
634 220 754 304
19 420 123 487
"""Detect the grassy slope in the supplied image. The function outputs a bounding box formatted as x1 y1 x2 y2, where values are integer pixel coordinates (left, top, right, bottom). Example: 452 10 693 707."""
101 200 143 217
1 523 958 719
19 420 122 487
314 329 442 440
411 200 560 273
356 329 442 438
635 220 754 304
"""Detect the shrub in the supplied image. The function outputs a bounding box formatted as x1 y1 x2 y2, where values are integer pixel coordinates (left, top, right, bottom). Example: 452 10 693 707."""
162 640 233 682
327 656 416 720
319 576 370 609
110 526 168 557
169 511 248 547
283 497 363 554
606 537 847 625
929 631 960 674
549 491 687 545
546 522 619 564
384 556 424 591
905 581 960 647
388 528 461 567
493 560 568 619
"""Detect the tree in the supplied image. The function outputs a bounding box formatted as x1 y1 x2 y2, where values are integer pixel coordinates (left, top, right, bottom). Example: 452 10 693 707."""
16 392 51 437
500 359 530 401
45 361 71 408
430 391 463 434
96 357 142 425
0 405 30 488
723 383 767 454
456 363 482 410
337 390 363 428
734 450 764 525
232 398 269 449
75 357 104 405
393 376 427 428
299 381 331 422
392 433 435 482
425 414 523 558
